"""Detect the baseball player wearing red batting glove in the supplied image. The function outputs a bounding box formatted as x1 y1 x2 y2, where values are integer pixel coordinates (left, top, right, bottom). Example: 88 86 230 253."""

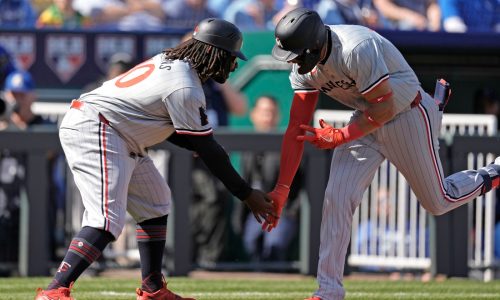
261 90 319 232
263 83 396 232
297 119 363 149
262 183 290 232
298 88 397 150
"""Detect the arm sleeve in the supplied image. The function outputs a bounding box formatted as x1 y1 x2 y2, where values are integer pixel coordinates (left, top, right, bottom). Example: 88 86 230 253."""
276 90 319 188
176 133 253 201
166 132 196 151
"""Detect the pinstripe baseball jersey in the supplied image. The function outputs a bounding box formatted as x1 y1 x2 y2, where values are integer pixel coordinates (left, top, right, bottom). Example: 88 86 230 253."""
80 53 212 155
290 25 420 115
284 24 500 300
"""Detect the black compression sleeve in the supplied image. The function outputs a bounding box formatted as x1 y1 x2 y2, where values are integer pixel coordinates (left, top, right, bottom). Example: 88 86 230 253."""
167 132 196 151
172 133 252 201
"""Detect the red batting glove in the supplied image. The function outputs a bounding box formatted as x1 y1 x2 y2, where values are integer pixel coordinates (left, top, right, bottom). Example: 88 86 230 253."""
297 119 346 149
261 184 290 232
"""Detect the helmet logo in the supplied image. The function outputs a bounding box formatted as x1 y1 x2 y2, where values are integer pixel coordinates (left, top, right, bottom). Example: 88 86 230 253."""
275 37 283 48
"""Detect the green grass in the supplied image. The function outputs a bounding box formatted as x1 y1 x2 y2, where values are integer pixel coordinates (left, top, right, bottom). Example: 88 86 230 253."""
2 276 500 299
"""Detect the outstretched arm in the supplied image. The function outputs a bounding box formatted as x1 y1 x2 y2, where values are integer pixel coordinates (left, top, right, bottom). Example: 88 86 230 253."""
263 90 319 231
167 132 275 223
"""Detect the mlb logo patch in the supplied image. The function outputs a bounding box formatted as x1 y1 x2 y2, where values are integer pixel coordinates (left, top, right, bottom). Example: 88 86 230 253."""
45 34 86 83
95 35 136 73
0 33 36 70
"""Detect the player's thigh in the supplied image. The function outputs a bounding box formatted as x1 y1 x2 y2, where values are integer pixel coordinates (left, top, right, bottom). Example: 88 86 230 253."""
127 156 171 223
381 95 446 211
326 135 385 213
59 111 135 237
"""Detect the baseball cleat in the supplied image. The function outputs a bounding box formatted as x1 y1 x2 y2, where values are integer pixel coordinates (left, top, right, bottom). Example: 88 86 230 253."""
34 285 74 300
304 297 322 300
136 282 196 300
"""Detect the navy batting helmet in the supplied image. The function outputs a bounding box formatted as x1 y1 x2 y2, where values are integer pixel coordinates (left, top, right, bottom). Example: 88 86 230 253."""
272 8 327 73
193 18 247 61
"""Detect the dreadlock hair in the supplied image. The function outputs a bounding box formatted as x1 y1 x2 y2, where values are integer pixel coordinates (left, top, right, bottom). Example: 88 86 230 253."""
163 38 233 82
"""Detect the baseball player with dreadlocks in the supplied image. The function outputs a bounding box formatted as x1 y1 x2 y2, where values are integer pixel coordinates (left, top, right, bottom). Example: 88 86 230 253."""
35 18 275 300
263 8 500 300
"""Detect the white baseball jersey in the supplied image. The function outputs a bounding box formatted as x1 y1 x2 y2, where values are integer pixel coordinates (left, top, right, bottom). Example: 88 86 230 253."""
288 25 495 300
81 54 212 156
59 54 212 238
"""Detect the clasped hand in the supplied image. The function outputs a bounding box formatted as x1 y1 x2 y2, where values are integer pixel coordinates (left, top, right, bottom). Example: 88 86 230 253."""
261 185 289 232
297 119 345 149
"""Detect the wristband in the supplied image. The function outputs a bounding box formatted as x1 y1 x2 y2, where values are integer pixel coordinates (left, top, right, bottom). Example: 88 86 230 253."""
340 122 364 142
367 91 393 104
274 183 291 199
363 110 382 127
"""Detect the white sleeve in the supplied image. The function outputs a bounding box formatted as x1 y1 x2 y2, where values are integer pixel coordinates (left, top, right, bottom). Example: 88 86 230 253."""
164 87 213 135
289 68 315 92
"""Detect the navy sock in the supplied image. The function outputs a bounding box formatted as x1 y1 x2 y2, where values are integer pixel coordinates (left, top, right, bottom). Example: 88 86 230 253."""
48 226 114 289
137 215 168 293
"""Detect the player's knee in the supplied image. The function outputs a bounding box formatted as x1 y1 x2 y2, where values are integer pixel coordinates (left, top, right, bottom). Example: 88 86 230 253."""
427 208 447 216
421 202 448 216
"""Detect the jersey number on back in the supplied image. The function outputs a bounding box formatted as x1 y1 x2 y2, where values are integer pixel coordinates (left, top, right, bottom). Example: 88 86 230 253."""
115 62 155 88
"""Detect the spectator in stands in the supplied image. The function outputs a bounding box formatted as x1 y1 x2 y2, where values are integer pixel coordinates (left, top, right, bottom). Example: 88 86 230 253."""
0 44 16 88
82 52 135 93
72 0 167 31
272 0 321 26
241 95 302 262
1 71 56 130
162 0 217 29
36 0 92 29
473 87 500 128
315 0 388 28
175 31 249 267
373 0 440 31
439 0 500 33
473 87 500 261
0 0 36 28
224 0 279 31
0 71 62 274
354 185 430 278
191 78 248 266
207 0 232 17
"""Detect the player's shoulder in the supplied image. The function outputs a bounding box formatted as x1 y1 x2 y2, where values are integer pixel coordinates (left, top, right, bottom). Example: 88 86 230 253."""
152 54 191 73
153 54 201 86
328 24 381 50
328 24 377 38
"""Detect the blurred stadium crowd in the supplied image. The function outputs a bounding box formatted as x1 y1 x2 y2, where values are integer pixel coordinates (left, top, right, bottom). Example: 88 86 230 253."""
0 0 498 33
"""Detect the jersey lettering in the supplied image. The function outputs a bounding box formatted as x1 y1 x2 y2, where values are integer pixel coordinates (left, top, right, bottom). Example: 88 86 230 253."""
159 61 172 70
319 79 356 93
